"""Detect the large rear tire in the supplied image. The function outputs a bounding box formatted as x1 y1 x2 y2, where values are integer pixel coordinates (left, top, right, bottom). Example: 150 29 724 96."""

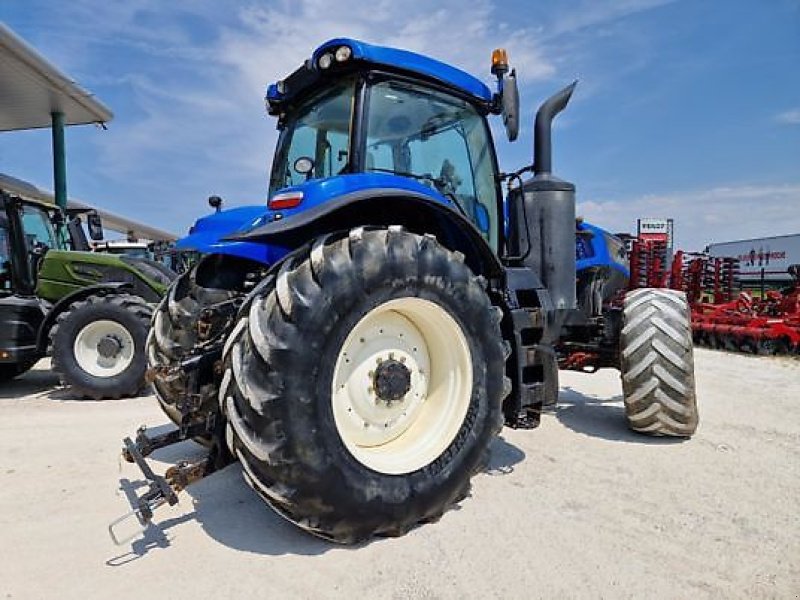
51 294 152 399
222 228 508 543
147 266 238 427
620 288 698 436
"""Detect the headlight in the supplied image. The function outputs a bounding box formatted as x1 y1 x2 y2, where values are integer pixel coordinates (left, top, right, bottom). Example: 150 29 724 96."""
335 45 352 62
318 52 334 69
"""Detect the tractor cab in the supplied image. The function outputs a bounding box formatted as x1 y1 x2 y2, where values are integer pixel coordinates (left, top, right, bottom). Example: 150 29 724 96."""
1 193 70 297
262 39 505 252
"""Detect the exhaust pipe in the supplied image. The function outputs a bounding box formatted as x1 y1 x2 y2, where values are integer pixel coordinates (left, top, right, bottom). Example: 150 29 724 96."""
534 81 577 176
508 81 578 318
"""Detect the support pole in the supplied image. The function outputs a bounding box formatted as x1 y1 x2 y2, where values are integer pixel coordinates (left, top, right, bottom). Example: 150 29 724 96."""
51 111 67 245
51 111 67 210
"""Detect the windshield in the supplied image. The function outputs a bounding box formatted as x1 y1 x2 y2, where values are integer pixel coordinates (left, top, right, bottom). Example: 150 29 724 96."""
269 78 355 195
364 80 499 249
21 204 62 251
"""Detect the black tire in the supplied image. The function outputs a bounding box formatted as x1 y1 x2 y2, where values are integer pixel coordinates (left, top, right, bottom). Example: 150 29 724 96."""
620 288 698 436
51 294 152 399
0 360 36 383
221 228 508 543
147 266 238 427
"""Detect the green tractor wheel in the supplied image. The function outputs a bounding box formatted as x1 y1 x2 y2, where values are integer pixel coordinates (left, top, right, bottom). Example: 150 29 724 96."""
51 294 152 399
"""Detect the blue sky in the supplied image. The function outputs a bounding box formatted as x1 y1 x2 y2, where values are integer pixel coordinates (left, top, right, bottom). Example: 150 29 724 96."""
1 0 798 250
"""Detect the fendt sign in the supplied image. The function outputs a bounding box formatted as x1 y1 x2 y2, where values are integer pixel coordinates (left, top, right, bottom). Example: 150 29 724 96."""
637 218 674 246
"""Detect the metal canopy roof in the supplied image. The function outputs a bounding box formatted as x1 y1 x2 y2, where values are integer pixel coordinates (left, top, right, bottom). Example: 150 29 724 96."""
0 22 112 132
0 173 177 242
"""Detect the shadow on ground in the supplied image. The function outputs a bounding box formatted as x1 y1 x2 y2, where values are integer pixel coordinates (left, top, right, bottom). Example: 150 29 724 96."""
0 368 60 399
106 464 337 564
107 431 528 562
554 386 686 445
0 362 155 403
485 435 526 475
44 383 155 403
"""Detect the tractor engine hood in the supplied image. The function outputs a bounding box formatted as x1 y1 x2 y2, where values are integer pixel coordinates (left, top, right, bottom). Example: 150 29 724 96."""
229 173 456 243
228 173 504 278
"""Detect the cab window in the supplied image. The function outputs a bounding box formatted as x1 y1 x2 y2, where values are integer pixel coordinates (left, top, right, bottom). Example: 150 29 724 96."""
269 78 355 195
365 80 499 249
21 205 59 251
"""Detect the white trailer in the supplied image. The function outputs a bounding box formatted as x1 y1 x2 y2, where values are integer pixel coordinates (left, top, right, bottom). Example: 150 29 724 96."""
707 234 800 283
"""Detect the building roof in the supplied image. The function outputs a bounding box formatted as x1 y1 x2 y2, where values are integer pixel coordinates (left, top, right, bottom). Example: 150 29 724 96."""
0 23 112 131
0 172 177 242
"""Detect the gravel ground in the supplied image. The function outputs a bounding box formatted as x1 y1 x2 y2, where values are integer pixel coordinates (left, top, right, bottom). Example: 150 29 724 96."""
0 349 797 599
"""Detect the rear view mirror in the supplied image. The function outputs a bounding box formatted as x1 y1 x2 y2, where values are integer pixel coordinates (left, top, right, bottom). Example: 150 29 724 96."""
501 70 519 142
293 156 314 175
87 211 103 241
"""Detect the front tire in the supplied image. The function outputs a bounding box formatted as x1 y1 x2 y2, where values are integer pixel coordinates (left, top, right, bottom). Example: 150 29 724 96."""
222 228 507 543
51 294 152 399
620 288 698 436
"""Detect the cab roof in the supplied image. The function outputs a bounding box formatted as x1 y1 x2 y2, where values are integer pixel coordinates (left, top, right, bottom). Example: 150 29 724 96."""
267 38 493 111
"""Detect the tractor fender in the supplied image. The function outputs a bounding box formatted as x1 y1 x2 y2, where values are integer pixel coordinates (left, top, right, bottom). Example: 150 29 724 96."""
36 282 134 353
229 189 504 278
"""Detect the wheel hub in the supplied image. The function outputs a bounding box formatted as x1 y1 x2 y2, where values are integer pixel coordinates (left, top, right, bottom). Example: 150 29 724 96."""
373 358 411 404
73 319 136 378
97 335 122 359
331 297 473 475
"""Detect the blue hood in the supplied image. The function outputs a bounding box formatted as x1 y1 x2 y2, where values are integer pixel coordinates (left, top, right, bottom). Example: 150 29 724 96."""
176 205 282 264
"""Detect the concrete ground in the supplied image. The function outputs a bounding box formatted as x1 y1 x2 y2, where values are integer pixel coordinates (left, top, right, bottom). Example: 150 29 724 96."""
0 349 797 599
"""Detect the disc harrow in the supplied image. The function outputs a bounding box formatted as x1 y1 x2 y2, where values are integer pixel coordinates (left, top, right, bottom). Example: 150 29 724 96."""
633 245 800 357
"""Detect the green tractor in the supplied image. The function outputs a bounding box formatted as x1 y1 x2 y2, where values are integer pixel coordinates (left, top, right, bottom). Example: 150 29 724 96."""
0 190 174 398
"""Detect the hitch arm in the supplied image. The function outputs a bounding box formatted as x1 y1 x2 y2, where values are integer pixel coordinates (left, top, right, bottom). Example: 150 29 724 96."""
108 437 179 545
110 436 219 545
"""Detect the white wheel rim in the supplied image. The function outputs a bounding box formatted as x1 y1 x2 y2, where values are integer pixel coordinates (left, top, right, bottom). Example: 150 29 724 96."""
331 298 473 475
73 319 135 378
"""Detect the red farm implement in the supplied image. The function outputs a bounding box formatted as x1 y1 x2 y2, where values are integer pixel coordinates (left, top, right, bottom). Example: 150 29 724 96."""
669 253 800 356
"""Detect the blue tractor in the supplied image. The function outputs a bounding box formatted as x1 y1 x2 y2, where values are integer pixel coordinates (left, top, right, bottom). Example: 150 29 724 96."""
119 39 698 545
